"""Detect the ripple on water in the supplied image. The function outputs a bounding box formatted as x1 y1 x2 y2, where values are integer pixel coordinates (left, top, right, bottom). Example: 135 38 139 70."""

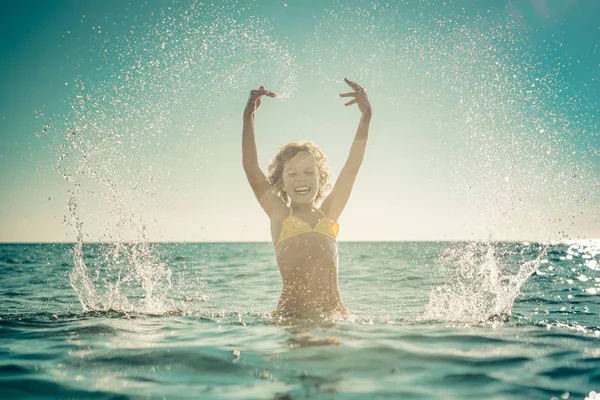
541 365 600 380
2 378 127 399
0 364 37 376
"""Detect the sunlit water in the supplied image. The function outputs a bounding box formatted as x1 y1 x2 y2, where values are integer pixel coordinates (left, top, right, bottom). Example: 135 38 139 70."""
1 241 599 399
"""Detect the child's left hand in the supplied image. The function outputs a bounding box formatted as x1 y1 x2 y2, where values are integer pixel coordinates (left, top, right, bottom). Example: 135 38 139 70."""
340 78 372 117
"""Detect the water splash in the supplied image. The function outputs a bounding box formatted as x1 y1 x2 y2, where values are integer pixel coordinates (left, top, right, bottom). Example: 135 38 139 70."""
43 0 597 315
69 242 177 314
52 0 298 314
423 242 546 323
305 1 600 241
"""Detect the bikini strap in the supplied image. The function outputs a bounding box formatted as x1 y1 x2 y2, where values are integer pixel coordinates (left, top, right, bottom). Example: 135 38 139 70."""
316 209 327 218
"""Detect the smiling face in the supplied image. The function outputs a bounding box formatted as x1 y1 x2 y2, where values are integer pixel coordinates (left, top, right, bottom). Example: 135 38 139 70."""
282 151 320 206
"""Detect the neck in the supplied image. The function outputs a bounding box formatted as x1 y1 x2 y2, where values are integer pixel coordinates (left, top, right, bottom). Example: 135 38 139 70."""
291 203 316 213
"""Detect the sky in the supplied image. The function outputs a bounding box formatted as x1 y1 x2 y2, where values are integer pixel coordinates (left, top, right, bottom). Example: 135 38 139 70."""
0 0 599 243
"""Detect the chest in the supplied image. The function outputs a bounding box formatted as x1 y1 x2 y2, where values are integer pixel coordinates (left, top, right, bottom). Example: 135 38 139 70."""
275 233 338 270
271 213 339 246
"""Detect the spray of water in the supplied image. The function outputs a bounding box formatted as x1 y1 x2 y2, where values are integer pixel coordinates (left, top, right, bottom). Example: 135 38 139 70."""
304 1 597 321
305 1 599 240
53 1 298 314
46 0 597 317
422 242 546 323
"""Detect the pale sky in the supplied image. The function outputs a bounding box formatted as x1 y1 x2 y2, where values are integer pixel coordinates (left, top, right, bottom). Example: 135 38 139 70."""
1 0 599 243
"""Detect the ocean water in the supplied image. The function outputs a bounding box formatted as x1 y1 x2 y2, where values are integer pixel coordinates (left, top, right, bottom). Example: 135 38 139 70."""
5 0 599 398
1 241 599 399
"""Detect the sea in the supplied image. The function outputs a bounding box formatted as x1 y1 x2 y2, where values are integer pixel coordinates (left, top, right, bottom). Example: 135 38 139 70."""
1 240 599 399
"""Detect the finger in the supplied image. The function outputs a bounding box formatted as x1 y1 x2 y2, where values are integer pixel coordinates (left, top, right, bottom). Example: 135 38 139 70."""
344 77 360 90
344 99 358 107
257 85 278 97
251 88 277 99
344 78 364 92
256 97 262 108
350 79 365 91
260 85 277 97
339 92 359 98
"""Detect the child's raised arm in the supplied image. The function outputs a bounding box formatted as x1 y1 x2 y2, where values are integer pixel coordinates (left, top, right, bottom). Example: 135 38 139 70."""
321 78 372 221
242 86 286 218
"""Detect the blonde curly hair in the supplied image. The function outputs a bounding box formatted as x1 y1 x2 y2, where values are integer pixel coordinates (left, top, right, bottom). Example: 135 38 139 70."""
267 141 331 205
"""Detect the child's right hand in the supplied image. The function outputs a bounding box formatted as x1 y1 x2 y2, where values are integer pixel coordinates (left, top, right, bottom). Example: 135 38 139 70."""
244 86 277 119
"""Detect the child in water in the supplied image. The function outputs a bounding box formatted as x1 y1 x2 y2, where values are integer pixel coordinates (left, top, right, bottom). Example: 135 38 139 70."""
242 78 372 319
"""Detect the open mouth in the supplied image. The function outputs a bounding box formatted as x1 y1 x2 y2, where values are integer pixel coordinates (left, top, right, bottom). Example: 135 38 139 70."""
294 186 311 195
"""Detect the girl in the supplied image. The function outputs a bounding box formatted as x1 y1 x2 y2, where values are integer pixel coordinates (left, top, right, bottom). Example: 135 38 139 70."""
242 78 372 319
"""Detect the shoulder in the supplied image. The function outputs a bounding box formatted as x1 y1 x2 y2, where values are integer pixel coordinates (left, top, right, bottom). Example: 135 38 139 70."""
255 185 288 220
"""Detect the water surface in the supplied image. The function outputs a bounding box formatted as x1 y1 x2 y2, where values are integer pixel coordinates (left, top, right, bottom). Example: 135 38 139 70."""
1 241 599 399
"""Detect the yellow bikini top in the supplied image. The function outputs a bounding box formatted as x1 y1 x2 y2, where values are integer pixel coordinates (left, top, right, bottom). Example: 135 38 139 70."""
275 208 339 248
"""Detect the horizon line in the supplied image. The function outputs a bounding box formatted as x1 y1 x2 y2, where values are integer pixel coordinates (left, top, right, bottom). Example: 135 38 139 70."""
1 239 598 245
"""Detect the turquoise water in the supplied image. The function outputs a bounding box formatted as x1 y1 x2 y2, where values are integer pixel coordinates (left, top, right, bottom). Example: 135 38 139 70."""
3 0 599 398
1 241 599 399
